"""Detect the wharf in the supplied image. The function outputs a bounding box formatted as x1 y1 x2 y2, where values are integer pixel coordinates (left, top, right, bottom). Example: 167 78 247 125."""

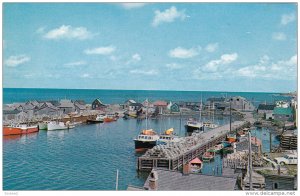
137 120 251 171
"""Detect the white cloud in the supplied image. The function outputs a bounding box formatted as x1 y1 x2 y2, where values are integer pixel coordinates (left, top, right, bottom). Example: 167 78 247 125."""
64 61 86 67
130 69 159 76
281 13 295 25
5 55 31 67
132 53 141 62
272 32 286 41
165 63 183 70
169 47 198 58
80 73 92 78
120 3 147 9
84 46 116 55
126 53 142 64
202 53 238 72
205 43 219 53
235 55 297 80
43 25 94 40
152 6 188 27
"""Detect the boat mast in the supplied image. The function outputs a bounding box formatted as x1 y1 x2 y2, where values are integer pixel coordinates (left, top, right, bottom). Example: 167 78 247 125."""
115 169 119 190
146 99 148 130
199 96 202 122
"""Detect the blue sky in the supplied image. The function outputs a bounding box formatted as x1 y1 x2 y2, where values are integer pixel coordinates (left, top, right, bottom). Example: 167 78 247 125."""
3 3 297 92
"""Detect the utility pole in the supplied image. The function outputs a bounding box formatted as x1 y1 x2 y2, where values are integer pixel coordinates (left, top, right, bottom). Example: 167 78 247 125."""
230 98 232 132
248 132 253 190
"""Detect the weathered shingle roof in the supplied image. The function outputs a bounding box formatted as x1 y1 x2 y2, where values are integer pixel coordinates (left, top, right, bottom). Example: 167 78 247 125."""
153 100 168 106
59 99 74 108
143 168 237 190
129 103 143 107
258 104 276 110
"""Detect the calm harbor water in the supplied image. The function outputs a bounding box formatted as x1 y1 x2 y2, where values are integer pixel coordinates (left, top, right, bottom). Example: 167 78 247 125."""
3 115 228 190
3 88 285 190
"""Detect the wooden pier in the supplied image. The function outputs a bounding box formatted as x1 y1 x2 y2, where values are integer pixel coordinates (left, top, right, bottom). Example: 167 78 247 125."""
137 120 251 171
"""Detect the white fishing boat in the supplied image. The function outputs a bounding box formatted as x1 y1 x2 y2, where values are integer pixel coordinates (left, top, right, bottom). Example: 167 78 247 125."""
47 121 71 131
158 128 182 144
38 122 48 130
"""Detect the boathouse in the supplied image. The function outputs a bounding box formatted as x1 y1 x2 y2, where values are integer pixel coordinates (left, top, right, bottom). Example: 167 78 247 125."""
58 99 75 114
129 103 143 112
229 96 255 111
91 98 106 110
153 100 168 114
35 102 59 116
257 104 276 120
74 101 86 113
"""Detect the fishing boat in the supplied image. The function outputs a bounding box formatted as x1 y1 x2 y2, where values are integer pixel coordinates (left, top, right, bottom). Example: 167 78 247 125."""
208 144 224 153
3 124 39 136
221 140 232 148
190 157 203 173
134 129 159 151
202 151 215 162
185 118 203 133
104 114 118 122
203 121 218 129
227 133 237 143
133 98 159 151
38 122 48 130
87 114 104 124
157 128 182 144
185 98 204 133
47 121 72 131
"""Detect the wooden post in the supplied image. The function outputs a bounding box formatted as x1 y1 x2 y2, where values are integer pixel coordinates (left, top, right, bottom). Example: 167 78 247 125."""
248 132 253 190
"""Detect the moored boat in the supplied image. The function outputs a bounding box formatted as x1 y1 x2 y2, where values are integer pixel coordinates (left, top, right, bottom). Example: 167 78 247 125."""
104 114 118 122
208 144 224 153
3 124 39 136
134 129 159 151
185 118 203 133
157 128 182 144
202 151 215 162
47 121 69 131
227 133 237 143
87 114 104 124
38 122 48 130
203 121 218 129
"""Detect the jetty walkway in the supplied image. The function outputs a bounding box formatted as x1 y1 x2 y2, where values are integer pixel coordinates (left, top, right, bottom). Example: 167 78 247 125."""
137 120 251 171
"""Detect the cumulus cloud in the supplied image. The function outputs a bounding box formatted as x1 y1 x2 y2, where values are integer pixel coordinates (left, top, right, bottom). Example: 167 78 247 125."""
235 55 297 80
5 55 30 67
84 46 116 55
120 3 147 9
43 25 95 40
203 53 238 72
165 63 183 69
64 61 87 67
281 13 295 25
152 6 188 27
130 69 159 76
205 43 219 53
272 32 286 41
126 53 142 64
169 47 198 58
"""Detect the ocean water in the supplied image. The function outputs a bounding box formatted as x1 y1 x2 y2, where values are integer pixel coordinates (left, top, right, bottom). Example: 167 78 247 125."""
3 88 291 106
2 88 285 190
3 115 230 190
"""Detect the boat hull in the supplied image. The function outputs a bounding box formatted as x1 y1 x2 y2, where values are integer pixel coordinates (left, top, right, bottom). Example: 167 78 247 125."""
47 122 68 131
38 122 47 130
185 125 203 132
134 140 157 151
3 126 39 136
86 119 103 124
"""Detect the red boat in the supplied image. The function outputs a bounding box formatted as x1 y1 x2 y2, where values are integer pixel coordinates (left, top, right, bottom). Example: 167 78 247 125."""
3 125 39 136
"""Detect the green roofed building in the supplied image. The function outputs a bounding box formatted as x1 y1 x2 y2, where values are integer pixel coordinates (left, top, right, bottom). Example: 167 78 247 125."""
273 107 294 122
